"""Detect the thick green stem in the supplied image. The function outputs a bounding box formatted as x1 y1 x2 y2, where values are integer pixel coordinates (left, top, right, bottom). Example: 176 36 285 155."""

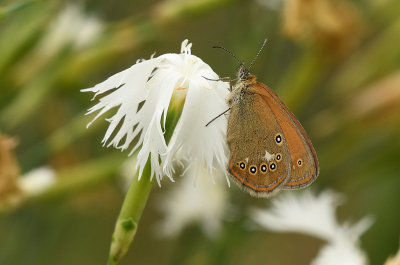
108 161 153 265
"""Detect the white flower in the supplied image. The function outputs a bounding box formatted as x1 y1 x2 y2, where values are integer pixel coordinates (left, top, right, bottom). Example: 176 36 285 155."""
250 190 372 265
39 3 102 55
156 167 229 238
83 40 230 185
18 167 56 196
251 190 344 240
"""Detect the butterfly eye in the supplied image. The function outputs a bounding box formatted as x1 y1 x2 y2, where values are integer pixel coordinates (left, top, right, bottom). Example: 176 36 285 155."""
269 162 277 172
297 159 303 167
260 163 268 173
275 133 283 145
249 165 257 175
275 153 282 162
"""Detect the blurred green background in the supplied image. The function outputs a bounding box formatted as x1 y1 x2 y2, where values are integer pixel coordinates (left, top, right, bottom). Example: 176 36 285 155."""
0 0 399 264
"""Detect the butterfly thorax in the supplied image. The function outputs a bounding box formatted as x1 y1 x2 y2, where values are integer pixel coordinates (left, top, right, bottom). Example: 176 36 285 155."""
227 69 257 107
241 74 257 86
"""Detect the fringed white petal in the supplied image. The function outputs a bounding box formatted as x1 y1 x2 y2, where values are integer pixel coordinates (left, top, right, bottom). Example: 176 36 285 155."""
83 58 167 182
163 64 229 185
134 67 181 184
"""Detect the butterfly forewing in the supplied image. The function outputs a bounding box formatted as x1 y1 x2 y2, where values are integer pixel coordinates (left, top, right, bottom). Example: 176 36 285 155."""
227 90 291 197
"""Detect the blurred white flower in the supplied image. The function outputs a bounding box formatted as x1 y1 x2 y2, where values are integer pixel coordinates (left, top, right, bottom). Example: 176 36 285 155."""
250 190 372 265
83 40 229 186
311 238 368 265
157 167 229 238
39 3 102 56
18 167 56 196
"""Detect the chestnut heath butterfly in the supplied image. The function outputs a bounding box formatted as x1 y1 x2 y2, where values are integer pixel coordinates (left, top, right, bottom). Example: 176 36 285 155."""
208 40 319 197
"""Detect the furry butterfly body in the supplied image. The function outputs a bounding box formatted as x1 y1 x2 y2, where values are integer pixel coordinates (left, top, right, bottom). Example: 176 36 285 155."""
227 66 319 197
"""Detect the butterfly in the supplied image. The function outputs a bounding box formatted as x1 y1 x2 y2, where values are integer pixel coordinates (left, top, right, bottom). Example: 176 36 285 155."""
212 40 319 197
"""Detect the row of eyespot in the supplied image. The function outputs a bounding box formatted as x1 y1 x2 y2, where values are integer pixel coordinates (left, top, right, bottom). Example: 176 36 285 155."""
236 161 277 175
236 155 303 175
236 152 283 174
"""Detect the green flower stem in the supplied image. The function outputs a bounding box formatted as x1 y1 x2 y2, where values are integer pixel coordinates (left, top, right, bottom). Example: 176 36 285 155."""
108 161 153 265
107 106 183 265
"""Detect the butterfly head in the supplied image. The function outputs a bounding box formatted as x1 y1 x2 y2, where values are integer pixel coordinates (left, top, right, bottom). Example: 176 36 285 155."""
238 64 250 80
237 64 257 86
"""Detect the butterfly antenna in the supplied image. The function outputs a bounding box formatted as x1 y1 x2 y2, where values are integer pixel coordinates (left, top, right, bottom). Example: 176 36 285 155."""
248 39 267 70
213 45 244 66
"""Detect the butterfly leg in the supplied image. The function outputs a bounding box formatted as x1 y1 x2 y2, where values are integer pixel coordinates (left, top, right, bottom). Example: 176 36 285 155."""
202 76 235 91
206 108 231 127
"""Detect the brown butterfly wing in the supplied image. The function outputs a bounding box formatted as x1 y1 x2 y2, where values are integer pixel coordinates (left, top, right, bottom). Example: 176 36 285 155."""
249 82 319 189
227 89 291 197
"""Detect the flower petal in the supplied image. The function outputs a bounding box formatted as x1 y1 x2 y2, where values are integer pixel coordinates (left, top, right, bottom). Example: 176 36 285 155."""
163 63 229 184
